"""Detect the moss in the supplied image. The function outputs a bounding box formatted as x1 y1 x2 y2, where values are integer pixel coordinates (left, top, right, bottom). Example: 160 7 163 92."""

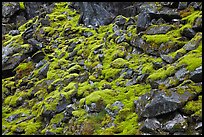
67 64 82 74
182 10 202 25
19 2 25 10
72 109 86 117
183 95 202 118
50 113 64 124
77 82 93 97
85 89 117 105
102 68 121 80
147 65 176 81
141 63 154 74
177 50 202 71
111 58 129 69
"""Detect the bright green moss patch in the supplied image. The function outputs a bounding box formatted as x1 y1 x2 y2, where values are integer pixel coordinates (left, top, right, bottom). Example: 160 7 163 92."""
183 95 202 118
19 2 25 10
182 11 202 25
72 109 86 117
85 89 117 105
177 51 202 71
147 65 176 81
102 68 121 80
111 58 129 68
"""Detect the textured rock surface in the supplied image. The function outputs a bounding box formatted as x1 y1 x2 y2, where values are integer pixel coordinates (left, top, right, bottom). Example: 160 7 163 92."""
2 2 202 135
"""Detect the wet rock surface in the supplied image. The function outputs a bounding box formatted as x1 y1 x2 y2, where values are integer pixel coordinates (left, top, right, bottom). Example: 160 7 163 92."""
2 2 202 135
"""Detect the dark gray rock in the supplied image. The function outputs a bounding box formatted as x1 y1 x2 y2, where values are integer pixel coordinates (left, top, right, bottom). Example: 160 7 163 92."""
161 2 178 8
140 118 161 134
22 26 34 41
182 33 202 51
38 63 50 79
77 2 115 28
56 96 70 113
6 114 20 122
105 101 124 117
31 51 45 63
137 12 151 32
149 7 181 22
67 42 78 52
123 69 134 79
190 66 202 83
130 37 146 50
160 54 174 64
134 89 192 119
152 62 162 70
62 104 74 123
2 2 20 18
136 73 149 83
24 2 53 19
45 130 56 135
116 34 126 44
181 28 196 39
178 2 188 10
146 25 173 35
9 30 20 36
175 68 189 82
192 17 202 32
155 18 166 25
114 15 127 26
162 113 188 133
78 72 89 83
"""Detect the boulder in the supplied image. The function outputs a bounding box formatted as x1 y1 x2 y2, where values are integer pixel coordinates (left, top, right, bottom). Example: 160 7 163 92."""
190 66 202 83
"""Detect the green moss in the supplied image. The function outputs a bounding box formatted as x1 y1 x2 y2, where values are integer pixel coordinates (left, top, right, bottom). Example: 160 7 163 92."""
115 113 140 135
183 95 202 118
111 58 129 69
177 46 202 71
85 89 117 105
147 65 176 81
50 113 64 124
141 63 154 74
182 11 202 25
77 82 93 97
72 109 86 117
19 2 25 10
102 68 121 80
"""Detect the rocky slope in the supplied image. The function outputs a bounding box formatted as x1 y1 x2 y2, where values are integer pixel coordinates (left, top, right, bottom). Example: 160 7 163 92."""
2 2 202 135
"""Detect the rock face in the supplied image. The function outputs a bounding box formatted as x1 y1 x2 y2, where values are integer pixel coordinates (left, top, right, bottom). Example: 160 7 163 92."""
2 2 202 135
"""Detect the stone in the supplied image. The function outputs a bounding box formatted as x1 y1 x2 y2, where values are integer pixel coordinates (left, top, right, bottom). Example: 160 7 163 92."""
114 15 127 26
152 62 162 70
192 17 202 32
134 90 192 119
56 96 70 113
77 2 115 28
137 12 151 32
6 114 20 122
2 2 20 18
181 28 196 39
175 68 189 82
162 113 188 133
31 51 45 63
136 73 149 83
190 66 202 83
182 33 202 51
105 101 124 117
9 30 20 36
160 54 174 64
123 68 134 79
146 25 173 35
178 2 188 10
38 63 50 79
140 118 161 134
